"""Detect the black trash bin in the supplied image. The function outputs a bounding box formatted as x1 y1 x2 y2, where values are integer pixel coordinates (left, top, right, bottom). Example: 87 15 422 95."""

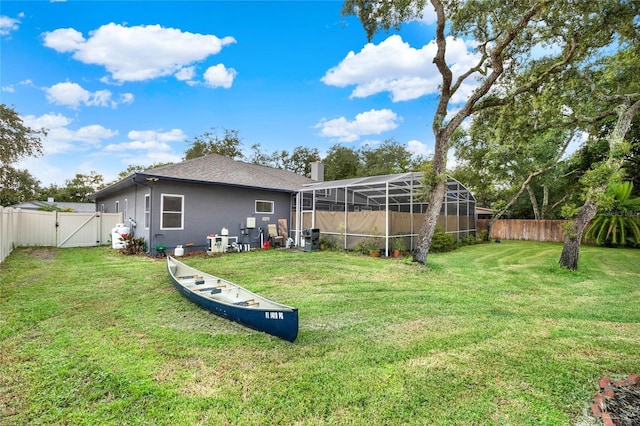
303 228 320 252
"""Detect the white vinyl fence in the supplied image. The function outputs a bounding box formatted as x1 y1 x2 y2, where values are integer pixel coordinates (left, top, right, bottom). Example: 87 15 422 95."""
0 207 122 263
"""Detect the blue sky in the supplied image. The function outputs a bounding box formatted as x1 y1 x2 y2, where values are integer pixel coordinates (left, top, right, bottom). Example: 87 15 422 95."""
1 1 481 187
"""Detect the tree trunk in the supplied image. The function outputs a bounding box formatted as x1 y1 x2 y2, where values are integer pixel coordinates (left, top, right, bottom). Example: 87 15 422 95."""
541 185 549 219
559 99 640 270
527 185 540 220
411 0 548 265
412 179 447 264
559 200 598 270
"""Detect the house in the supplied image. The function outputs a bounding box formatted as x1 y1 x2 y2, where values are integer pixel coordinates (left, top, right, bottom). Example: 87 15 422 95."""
90 154 317 255
476 206 493 219
10 198 96 213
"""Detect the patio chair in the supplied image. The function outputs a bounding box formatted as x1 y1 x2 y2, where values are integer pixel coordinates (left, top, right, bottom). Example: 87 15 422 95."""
267 224 284 247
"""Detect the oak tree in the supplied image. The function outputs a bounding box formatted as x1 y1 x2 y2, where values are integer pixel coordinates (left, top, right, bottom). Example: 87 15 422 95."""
343 0 638 265
0 104 46 206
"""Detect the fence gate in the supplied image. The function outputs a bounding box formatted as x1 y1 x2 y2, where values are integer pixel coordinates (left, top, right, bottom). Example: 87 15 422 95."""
56 212 122 248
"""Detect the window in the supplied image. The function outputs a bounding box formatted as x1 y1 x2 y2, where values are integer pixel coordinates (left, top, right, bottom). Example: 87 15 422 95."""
161 194 184 230
255 200 274 214
144 194 150 229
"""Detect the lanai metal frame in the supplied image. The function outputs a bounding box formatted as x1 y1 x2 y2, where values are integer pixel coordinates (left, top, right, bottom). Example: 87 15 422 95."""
294 172 476 256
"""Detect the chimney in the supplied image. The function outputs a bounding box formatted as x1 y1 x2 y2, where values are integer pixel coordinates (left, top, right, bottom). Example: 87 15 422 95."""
310 160 324 182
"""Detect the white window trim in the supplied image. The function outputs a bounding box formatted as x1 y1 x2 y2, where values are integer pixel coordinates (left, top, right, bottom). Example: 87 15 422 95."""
144 194 150 229
255 200 274 214
160 193 184 230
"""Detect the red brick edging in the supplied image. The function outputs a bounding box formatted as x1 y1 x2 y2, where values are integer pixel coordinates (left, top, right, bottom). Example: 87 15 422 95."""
590 374 640 426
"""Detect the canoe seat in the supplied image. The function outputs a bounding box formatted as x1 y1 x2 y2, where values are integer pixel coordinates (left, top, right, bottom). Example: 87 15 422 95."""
195 287 222 295
234 299 259 307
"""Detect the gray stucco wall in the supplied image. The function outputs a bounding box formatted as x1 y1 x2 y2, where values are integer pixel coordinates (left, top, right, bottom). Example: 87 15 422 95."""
95 185 146 243
95 179 295 254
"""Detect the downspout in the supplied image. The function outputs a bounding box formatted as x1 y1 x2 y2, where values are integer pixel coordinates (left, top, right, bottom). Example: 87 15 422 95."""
132 175 153 255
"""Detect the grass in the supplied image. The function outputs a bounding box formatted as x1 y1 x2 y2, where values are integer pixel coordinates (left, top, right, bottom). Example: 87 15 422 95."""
0 241 639 425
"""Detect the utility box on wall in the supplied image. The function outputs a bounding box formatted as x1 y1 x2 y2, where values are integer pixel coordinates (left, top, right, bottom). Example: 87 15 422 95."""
246 217 256 229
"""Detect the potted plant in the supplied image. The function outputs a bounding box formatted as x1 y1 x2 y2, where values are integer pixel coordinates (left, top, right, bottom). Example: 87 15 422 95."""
392 237 406 258
359 235 380 257
320 238 330 250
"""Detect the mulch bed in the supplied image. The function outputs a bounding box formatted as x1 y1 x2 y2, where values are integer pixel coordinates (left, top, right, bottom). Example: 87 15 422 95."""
591 374 640 426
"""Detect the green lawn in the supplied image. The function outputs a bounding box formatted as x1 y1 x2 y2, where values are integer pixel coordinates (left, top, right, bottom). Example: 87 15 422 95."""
1 242 638 425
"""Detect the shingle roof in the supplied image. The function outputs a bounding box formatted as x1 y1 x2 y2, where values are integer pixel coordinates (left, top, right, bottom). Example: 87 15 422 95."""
143 154 313 192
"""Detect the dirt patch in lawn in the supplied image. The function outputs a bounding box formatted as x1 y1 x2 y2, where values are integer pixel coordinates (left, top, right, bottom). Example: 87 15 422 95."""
27 248 57 261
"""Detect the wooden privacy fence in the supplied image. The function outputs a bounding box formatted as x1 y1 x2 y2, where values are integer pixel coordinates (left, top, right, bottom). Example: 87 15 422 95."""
477 219 570 242
0 207 122 263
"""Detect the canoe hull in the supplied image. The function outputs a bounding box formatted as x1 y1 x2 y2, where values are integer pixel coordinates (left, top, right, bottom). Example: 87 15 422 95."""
167 256 298 342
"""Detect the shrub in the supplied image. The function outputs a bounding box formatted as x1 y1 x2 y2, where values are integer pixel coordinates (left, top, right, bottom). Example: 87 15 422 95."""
392 237 407 252
584 181 640 247
119 234 146 255
464 234 477 245
430 228 454 252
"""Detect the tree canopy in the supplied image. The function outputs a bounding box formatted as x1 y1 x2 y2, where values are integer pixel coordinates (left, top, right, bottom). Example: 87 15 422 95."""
184 128 244 161
343 0 639 266
0 104 46 206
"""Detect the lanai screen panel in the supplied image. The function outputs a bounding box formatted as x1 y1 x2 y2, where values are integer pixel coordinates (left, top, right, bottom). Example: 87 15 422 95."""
296 173 476 251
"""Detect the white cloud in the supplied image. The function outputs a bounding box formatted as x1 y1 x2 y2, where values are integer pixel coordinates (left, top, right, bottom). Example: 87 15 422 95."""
21 112 118 154
45 82 90 108
322 34 481 103
415 4 437 25
103 129 186 153
0 14 21 36
43 27 85 52
45 81 134 109
203 64 237 88
74 124 118 143
22 112 71 129
127 128 186 143
315 108 401 142
14 116 183 186
175 66 195 81
101 129 185 171
119 93 135 104
407 140 432 157
86 89 113 107
2 85 14 93
43 23 236 83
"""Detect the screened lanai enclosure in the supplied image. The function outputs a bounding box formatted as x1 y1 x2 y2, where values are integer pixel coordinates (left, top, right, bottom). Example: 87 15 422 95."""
293 173 476 256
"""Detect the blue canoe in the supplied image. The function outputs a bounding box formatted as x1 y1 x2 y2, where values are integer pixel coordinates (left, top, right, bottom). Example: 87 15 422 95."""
166 256 298 342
